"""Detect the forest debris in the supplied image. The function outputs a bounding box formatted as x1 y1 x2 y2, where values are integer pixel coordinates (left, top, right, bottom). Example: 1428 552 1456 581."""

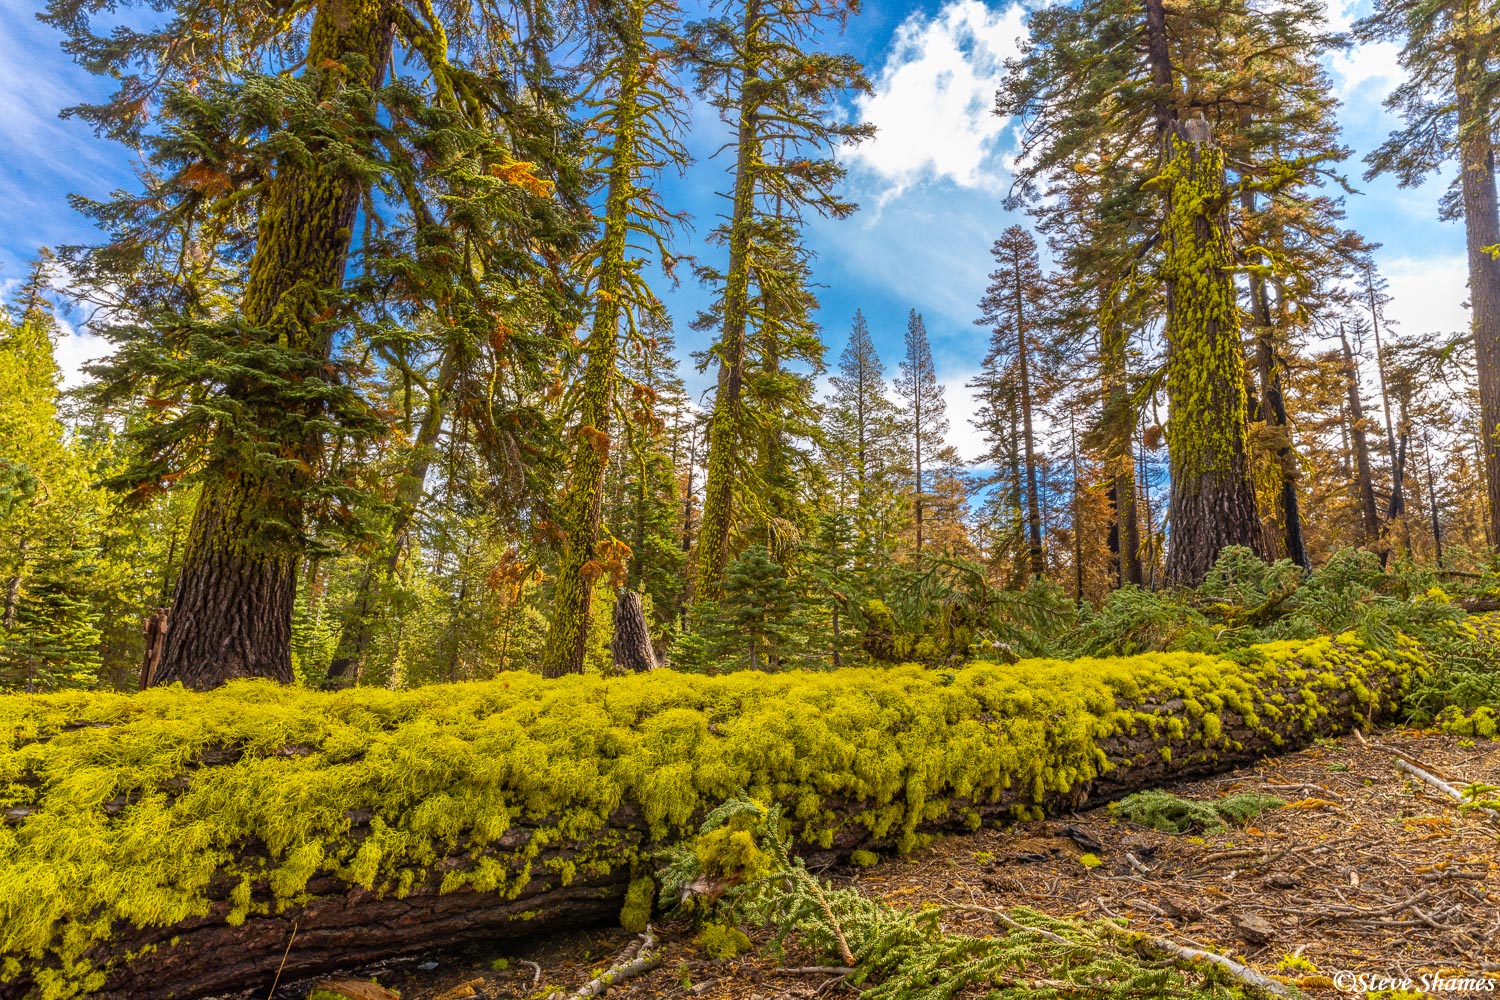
1230 911 1276 944
307 979 400 1000
431 980 488 1000
569 926 662 1000
1098 922 1291 997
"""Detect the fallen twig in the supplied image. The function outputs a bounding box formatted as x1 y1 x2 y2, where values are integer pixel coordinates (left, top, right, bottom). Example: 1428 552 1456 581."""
1394 759 1500 818
772 966 856 975
518 959 542 989
1098 922 1291 998
569 926 661 999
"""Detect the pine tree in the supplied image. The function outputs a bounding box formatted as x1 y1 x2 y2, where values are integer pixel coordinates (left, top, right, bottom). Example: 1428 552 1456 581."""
542 0 688 677
976 226 1051 580
683 0 872 599
894 310 948 555
1356 0 1500 546
50 0 586 687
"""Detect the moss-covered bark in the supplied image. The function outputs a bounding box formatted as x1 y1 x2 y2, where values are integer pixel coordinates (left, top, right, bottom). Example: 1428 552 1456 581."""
153 0 393 689
0 625 1446 999
541 11 648 678
1157 134 1262 587
692 0 762 601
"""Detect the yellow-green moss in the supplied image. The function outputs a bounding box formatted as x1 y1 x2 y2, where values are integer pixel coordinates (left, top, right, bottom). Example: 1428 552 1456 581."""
849 849 880 868
0 633 1416 998
694 922 752 960
620 875 654 933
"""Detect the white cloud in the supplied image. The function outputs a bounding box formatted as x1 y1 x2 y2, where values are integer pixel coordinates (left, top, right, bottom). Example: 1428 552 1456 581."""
1329 40 1403 99
1381 253 1470 338
847 1 1028 198
51 317 113 389
937 370 990 463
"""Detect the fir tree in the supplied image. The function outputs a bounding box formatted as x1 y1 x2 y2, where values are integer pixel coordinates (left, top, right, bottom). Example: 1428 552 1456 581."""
542 0 689 677
683 0 873 599
976 226 1051 580
1356 0 1500 546
894 310 948 554
823 310 904 569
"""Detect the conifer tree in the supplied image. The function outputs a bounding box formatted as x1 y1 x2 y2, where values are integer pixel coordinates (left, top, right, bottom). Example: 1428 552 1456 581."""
682 0 872 599
976 226 1051 580
1356 0 1500 545
542 0 688 677
823 310 903 567
894 310 948 554
49 0 586 687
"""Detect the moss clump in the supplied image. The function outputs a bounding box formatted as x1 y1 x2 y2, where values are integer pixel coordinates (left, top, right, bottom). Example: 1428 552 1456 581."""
0 632 1411 997
1077 853 1103 869
694 922 752 960
620 875 655 934
849 849 879 868
1109 790 1284 834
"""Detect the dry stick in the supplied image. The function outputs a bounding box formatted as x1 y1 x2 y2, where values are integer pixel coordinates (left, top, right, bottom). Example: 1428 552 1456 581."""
519 959 542 990
772 967 857 976
1393 758 1500 819
266 920 300 1000
1096 922 1291 998
569 926 661 1000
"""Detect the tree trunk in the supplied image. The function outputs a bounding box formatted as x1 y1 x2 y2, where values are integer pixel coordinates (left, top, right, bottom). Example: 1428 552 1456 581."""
1242 205 1308 570
13 636 1411 1000
1340 326 1381 547
610 590 658 673
1015 269 1044 580
153 0 393 690
693 0 761 601
1455 49 1500 549
1159 128 1261 586
542 16 645 677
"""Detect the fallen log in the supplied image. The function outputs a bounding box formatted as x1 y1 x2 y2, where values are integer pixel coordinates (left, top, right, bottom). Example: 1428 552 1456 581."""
0 632 1420 999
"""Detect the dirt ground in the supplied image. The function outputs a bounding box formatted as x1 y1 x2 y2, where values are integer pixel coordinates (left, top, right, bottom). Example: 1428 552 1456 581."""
286 730 1500 1000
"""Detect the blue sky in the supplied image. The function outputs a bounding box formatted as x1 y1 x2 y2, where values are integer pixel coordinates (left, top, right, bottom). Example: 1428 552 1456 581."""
0 0 1474 460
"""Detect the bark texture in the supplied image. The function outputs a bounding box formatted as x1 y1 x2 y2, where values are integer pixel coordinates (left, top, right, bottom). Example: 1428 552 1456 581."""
1455 50 1500 546
610 590 659 673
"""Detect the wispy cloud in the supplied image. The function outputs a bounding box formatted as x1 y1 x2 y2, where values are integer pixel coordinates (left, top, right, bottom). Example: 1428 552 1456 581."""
846 1 1027 200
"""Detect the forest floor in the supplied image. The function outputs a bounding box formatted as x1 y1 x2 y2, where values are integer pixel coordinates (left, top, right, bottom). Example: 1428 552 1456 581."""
281 730 1500 1000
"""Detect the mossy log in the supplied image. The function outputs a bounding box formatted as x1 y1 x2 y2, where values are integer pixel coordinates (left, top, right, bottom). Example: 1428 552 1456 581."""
0 634 1420 999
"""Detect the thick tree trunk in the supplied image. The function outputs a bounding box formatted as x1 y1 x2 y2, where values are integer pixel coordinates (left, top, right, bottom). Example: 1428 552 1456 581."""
153 477 298 687
610 590 658 673
154 0 392 689
1160 130 1262 586
10 637 1411 1000
1456 51 1500 548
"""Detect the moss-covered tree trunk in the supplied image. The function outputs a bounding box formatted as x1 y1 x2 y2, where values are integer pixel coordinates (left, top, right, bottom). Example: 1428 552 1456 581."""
1 631 1420 1000
1158 131 1262 587
692 0 761 602
152 0 392 689
540 22 646 678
